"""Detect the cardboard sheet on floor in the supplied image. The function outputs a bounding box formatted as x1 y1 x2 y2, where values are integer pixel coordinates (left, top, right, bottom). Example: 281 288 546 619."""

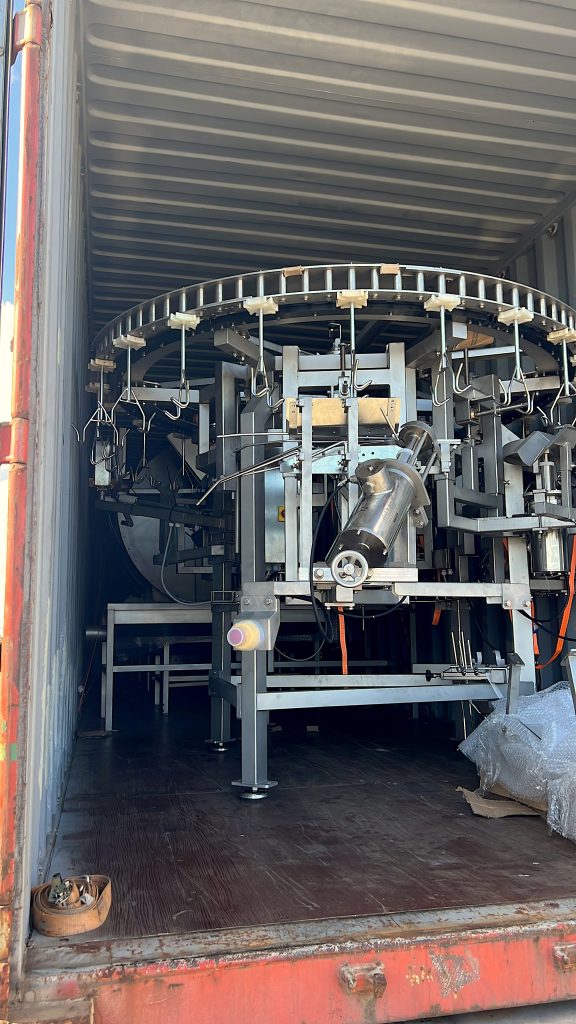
457 787 541 819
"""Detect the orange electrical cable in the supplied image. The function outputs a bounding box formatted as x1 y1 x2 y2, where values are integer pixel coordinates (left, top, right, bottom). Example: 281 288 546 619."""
536 535 576 671
337 606 348 675
531 601 540 659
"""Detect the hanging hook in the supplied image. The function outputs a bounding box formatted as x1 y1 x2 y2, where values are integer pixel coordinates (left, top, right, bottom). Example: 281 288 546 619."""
549 338 576 422
432 307 451 407
165 385 191 420
242 294 279 401
495 305 535 415
503 320 533 414
267 389 284 411
76 365 119 445
453 349 478 397
251 306 273 399
134 412 156 480
424 299 461 408
164 325 192 418
452 358 467 396
432 360 451 408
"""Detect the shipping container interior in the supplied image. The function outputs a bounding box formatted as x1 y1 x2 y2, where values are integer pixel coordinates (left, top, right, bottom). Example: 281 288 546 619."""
14 0 576 979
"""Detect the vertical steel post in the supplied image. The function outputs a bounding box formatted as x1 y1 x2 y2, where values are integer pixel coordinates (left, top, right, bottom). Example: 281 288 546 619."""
233 396 276 796
209 364 239 747
506 461 536 686
105 605 114 731
282 346 299 583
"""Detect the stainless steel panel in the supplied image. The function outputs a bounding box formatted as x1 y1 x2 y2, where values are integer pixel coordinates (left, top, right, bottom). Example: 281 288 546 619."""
258 683 506 711
264 468 286 564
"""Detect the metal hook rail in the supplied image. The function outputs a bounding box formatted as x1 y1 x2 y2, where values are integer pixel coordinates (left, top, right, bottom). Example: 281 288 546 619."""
91 263 576 368
547 328 576 423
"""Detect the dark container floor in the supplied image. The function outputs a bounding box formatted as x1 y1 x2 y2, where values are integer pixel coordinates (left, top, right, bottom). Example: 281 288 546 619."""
28 689 575 954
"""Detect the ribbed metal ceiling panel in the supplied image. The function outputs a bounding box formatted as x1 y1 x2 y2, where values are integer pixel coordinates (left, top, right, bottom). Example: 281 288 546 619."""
79 0 576 336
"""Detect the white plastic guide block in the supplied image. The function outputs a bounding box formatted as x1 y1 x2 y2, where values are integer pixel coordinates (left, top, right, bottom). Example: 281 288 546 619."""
243 296 279 316
497 307 534 326
112 334 147 350
169 311 202 330
424 293 461 312
336 289 369 309
548 326 576 344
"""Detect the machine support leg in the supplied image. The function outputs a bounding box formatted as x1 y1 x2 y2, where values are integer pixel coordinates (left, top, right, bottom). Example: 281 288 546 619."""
154 652 161 707
105 605 114 732
100 641 106 720
233 651 277 798
209 607 233 749
162 641 170 715
210 702 232 748
208 364 241 749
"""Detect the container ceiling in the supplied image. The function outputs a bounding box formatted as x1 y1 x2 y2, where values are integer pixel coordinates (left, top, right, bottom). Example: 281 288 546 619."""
79 0 576 336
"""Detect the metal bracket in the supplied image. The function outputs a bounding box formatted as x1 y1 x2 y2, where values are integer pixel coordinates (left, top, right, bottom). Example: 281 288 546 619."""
501 584 531 610
339 963 387 998
214 328 274 370
233 594 281 650
437 437 460 474
505 653 524 714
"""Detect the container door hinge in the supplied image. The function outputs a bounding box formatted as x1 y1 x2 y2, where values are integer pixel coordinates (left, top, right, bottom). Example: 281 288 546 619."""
0 419 28 466
0 420 11 464
12 2 43 61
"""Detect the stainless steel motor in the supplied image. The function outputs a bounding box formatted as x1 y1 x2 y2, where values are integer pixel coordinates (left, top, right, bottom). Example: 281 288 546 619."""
327 422 437 586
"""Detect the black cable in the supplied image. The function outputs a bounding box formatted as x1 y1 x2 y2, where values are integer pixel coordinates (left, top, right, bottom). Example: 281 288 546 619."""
340 596 408 620
465 598 500 653
524 608 557 624
518 609 576 643
309 478 350 644
274 640 326 662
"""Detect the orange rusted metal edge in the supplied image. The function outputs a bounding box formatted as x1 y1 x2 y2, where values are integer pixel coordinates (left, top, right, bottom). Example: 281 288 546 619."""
0 0 44 1016
14 912 576 1023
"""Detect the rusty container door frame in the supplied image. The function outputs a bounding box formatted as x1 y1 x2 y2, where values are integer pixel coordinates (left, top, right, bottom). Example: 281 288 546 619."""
0 0 13 296
17 900 576 1023
0 0 45 1015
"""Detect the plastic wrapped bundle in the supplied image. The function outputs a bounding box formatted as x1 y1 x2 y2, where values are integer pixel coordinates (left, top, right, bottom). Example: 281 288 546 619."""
460 682 576 842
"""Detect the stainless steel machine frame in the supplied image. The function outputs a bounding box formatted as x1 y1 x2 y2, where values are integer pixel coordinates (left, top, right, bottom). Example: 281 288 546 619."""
84 262 576 796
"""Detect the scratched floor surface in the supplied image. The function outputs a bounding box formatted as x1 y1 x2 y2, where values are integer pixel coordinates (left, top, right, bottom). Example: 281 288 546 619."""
28 689 576 948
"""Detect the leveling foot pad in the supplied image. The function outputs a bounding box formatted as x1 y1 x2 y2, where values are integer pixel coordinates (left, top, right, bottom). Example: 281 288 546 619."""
205 738 237 752
233 779 278 800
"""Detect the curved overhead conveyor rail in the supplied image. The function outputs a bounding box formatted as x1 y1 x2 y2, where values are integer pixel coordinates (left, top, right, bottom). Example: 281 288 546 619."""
91 262 576 361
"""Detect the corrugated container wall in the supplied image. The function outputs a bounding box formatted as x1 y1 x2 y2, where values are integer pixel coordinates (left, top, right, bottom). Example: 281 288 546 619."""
12 0 88 971
504 209 576 310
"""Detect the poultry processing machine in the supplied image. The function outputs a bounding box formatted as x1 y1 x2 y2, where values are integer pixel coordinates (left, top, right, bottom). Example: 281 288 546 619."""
82 262 576 797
